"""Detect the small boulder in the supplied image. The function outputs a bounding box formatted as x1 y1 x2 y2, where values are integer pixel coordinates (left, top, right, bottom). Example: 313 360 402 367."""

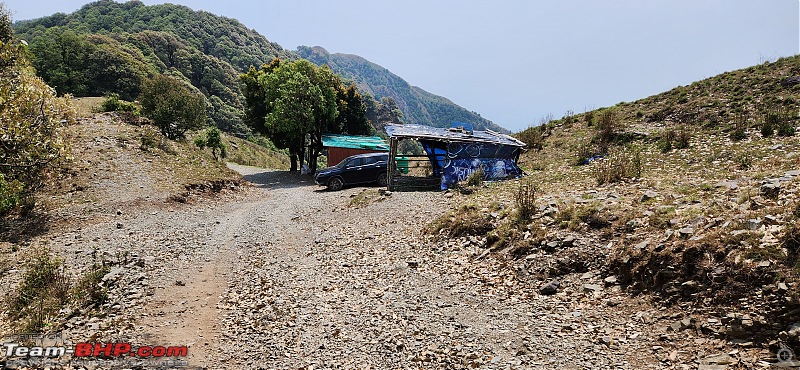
787 322 800 339
640 190 658 202
760 182 780 199
583 283 603 293
539 280 560 295
747 218 763 230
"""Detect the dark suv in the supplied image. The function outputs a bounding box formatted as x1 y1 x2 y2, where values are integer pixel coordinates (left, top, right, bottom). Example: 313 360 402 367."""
314 153 389 191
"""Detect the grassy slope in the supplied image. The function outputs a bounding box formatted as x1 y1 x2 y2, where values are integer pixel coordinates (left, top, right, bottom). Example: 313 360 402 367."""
41 97 279 220
432 56 800 349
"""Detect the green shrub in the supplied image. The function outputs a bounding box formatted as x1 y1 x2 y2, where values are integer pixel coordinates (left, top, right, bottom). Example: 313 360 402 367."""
585 110 595 125
674 127 691 149
101 93 140 115
730 128 747 141
730 113 748 141
5 248 71 332
140 130 159 151
573 142 596 166
734 152 752 170
594 108 619 147
194 127 227 161
659 127 691 152
777 121 796 137
0 174 23 215
72 263 110 308
464 167 484 187
657 130 675 153
1 6 72 217
515 126 544 150
761 120 775 137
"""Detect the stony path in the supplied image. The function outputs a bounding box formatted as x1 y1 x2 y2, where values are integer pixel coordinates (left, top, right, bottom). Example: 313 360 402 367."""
18 165 681 369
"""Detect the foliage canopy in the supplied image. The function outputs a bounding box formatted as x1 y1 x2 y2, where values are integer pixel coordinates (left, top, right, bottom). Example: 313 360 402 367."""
139 74 207 140
1 4 73 215
241 58 373 173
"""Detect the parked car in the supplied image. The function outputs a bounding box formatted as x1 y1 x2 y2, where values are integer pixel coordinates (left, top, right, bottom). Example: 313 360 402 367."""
314 153 389 191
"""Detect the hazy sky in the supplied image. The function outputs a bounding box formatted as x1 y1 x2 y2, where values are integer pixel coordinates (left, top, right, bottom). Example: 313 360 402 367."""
4 1 799 132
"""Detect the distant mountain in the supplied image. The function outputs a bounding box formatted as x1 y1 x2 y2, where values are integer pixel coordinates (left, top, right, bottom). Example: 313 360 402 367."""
297 46 509 133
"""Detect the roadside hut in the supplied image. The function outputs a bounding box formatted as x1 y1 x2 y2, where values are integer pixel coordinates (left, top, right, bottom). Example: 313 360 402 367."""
321 134 389 167
385 123 526 190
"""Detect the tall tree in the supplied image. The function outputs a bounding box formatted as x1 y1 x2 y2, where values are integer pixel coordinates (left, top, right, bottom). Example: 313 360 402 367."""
338 84 373 135
241 58 371 173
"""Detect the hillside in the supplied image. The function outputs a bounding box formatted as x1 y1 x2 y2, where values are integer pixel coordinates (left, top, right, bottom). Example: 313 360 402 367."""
13 0 293 72
12 1 508 136
428 56 800 366
12 0 297 136
297 45 509 133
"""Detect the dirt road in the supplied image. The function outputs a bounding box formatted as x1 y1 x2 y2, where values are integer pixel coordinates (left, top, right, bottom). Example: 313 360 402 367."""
28 165 659 369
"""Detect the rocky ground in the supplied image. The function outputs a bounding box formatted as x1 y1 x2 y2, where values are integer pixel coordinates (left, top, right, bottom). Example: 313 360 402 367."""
5 161 797 369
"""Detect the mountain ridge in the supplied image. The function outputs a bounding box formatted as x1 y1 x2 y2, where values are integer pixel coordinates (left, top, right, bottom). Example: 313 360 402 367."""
297 45 509 133
12 0 509 133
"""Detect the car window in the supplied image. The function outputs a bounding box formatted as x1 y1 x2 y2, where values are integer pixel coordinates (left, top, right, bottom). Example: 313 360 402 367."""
346 158 362 167
362 156 377 165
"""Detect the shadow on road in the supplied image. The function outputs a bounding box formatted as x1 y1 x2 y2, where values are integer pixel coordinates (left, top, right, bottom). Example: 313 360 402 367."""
242 170 316 190
227 163 316 190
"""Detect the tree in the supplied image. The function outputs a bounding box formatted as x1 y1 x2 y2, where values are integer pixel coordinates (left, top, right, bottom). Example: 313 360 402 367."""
0 4 74 215
139 74 206 140
240 58 372 173
28 27 94 96
338 84 373 135
194 127 226 160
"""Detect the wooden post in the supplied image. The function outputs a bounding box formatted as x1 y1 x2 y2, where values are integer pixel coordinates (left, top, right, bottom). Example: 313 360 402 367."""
388 137 398 190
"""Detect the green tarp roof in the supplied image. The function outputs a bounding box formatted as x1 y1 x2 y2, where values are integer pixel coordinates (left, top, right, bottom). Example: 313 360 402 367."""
321 134 389 151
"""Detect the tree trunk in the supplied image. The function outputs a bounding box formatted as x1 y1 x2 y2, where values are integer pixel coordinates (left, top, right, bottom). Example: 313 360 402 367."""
309 133 322 175
299 145 306 172
289 148 298 172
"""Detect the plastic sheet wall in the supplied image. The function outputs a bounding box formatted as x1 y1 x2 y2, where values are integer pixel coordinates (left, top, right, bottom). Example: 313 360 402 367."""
419 140 523 190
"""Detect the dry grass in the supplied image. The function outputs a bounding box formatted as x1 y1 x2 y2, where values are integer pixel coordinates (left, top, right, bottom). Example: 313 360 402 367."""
221 134 290 170
43 113 244 213
71 97 105 117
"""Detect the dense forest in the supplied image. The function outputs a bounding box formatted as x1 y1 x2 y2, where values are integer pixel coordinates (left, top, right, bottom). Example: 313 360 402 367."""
12 0 506 135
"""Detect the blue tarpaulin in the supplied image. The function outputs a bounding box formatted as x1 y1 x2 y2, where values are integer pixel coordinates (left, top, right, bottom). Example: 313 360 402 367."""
386 124 526 190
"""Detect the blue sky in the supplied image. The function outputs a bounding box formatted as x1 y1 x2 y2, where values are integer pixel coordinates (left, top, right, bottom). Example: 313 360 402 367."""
4 0 799 132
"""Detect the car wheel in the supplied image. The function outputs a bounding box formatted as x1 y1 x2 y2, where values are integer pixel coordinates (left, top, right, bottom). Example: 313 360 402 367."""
377 172 388 187
327 177 344 191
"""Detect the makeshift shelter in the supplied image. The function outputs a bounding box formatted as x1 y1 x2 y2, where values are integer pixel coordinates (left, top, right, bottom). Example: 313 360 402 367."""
321 134 389 167
385 123 526 190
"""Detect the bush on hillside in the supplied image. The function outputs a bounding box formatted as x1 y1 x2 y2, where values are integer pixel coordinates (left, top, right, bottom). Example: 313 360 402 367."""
139 75 207 140
194 127 227 161
516 126 545 150
101 93 140 115
0 5 73 217
592 146 642 185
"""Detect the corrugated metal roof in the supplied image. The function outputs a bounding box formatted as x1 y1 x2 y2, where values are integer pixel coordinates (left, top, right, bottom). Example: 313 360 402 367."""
321 134 389 150
385 124 526 147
